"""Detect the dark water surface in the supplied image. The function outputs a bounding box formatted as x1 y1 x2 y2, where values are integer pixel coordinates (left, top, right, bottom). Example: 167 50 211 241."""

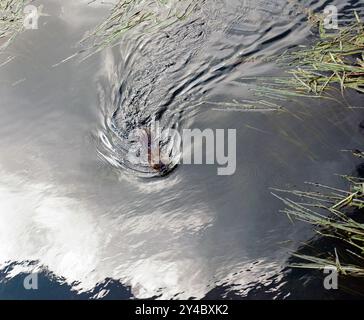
0 0 364 299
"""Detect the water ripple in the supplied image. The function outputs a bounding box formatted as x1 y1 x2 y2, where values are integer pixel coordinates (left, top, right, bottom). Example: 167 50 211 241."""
96 0 310 179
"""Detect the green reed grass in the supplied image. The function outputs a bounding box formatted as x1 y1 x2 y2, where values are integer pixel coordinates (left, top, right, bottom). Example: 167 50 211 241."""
283 13 363 95
273 167 364 276
269 13 364 275
81 0 200 58
265 12 364 100
0 0 28 50
231 12 364 111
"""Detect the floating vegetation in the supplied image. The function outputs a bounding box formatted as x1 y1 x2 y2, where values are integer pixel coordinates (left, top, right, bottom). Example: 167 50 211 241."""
272 169 364 277
235 12 364 108
278 12 364 96
0 0 28 50
81 0 201 58
269 13 364 276
205 99 284 113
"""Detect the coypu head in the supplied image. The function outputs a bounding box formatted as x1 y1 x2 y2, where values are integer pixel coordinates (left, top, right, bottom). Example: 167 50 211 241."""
145 128 171 176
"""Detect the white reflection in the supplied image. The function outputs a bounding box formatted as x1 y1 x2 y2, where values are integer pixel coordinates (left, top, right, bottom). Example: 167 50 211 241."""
0 168 221 298
0 170 103 291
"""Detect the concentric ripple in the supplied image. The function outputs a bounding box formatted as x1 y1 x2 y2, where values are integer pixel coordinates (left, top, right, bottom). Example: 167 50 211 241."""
96 0 328 178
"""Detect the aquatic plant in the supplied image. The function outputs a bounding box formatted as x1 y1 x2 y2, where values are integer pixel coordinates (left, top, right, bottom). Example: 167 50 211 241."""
272 168 364 277
282 12 364 95
0 0 28 50
232 11 363 111
81 0 200 58
263 12 364 100
270 13 364 276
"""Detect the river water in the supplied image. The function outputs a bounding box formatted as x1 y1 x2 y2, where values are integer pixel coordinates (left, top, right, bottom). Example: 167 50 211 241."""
0 0 364 299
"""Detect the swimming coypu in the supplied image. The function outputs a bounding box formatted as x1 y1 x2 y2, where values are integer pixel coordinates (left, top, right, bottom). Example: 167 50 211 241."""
97 6 209 178
96 0 292 178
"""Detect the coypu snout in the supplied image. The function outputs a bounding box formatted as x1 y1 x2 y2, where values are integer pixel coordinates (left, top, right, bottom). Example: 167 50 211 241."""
145 128 170 175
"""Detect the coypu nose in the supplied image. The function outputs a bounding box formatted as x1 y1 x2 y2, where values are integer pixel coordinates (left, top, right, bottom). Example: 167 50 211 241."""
151 162 167 172
149 150 169 173
147 141 168 173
